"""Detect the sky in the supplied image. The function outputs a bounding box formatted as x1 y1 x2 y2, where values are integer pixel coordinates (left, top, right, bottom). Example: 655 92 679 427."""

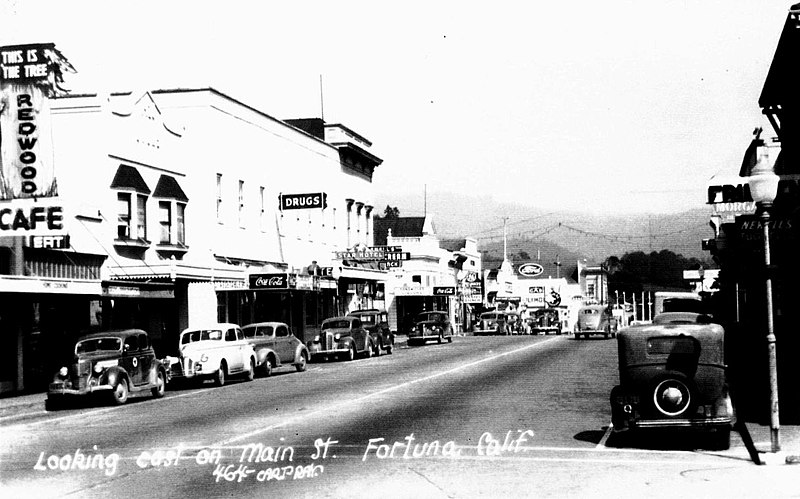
1 0 792 215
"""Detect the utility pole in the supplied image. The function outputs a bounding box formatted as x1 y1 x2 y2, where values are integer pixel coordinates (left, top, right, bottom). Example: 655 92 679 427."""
502 217 509 262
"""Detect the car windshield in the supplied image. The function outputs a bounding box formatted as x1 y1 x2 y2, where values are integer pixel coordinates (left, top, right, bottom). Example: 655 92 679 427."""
323 320 351 329
419 312 444 321
242 325 273 338
357 314 377 324
76 337 122 354
181 329 223 344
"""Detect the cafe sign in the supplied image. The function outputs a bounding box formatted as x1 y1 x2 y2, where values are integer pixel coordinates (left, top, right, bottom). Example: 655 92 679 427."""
0 43 74 236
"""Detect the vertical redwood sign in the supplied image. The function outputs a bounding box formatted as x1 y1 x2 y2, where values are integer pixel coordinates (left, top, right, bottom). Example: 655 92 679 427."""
0 43 74 235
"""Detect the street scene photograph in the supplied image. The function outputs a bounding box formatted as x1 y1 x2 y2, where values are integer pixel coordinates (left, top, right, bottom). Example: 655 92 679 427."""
1 1 800 497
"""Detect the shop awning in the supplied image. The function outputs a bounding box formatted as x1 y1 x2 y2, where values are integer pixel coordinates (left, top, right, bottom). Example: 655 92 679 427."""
108 261 246 281
759 4 800 109
0 275 101 295
335 265 389 281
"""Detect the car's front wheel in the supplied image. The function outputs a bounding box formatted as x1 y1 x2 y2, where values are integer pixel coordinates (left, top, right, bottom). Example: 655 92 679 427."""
245 358 255 381
295 351 308 372
215 363 227 387
152 370 166 398
111 378 129 405
345 344 356 361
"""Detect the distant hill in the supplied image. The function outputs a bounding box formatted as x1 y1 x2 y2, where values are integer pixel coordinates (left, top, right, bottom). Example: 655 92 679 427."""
375 191 714 266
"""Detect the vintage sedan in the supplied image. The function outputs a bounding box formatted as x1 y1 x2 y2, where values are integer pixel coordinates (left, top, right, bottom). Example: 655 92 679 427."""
575 305 618 339
609 312 734 449
473 311 509 336
169 323 256 386
47 329 167 409
241 321 309 376
408 310 454 345
307 316 373 361
348 309 394 355
529 308 563 335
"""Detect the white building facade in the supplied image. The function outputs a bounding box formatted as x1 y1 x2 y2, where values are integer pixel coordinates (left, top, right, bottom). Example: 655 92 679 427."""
0 87 386 394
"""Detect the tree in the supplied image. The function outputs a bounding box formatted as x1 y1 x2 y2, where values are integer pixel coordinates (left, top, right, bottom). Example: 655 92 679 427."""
382 205 400 219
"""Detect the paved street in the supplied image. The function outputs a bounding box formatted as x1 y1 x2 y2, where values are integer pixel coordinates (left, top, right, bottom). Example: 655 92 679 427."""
1 335 798 498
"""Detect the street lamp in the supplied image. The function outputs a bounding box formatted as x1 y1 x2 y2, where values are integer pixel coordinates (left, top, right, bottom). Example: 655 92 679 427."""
748 145 781 453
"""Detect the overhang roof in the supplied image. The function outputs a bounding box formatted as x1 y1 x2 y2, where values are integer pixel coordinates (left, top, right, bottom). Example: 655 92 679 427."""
759 4 800 109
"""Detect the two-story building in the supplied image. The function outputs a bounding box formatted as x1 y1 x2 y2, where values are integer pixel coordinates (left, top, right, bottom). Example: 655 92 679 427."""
373 216 463 334
0 86 387 394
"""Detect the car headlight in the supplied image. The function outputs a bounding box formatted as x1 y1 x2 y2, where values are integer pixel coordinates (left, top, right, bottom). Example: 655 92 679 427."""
93 363 103 374
200 354 209 363
334 333 341 341
59 367 68 377
313 335 320 342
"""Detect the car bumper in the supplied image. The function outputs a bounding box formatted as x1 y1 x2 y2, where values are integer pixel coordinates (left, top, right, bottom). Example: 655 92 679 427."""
473 328 502 335
307 344 350 355
48 382 113 397
169 359 216 380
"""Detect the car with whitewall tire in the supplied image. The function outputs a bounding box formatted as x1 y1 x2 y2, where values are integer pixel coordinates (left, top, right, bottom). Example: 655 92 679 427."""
47 329 167 409
307 316 373 361
169 323 256 386
241 321 309 376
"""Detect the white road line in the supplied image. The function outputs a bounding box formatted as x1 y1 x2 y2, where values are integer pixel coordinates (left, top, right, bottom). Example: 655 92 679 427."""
216 337 564 446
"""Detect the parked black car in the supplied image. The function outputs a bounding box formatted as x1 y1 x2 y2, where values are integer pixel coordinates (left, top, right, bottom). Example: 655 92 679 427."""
408 311 454 345
348 309 394 355
47 329 168 409
609 312 734 449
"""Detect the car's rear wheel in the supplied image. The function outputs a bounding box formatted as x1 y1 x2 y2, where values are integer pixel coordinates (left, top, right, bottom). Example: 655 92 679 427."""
364 340 373 358
151 370 166 398
215 363 227 387
262 357 273 377
295 351 308 372
111 378 129 405
706 427 731 450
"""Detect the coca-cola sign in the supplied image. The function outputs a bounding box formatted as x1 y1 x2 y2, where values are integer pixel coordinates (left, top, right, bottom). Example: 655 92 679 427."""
249 273 289 289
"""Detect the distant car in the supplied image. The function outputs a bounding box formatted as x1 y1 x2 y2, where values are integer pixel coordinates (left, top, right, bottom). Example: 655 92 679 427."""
575 305 618 339
47 329 168 409
610 312 734 450
408 310 454 345
474 311 509 335
348 309 394 355
169 323 256 386
241 322 309 376
308 316 374 361
529 308 563 335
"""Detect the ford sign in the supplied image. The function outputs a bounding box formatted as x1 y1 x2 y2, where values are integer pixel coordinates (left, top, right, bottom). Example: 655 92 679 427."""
518 263 544 276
